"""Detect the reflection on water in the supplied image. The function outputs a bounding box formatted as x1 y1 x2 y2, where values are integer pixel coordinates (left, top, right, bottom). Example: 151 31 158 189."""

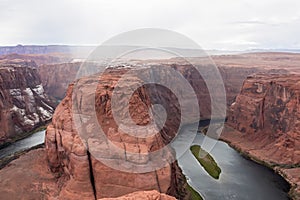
0 130 45 160
172 125 290 200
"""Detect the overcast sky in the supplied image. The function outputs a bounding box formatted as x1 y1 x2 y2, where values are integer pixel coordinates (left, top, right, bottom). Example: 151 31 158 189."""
1 0 300 50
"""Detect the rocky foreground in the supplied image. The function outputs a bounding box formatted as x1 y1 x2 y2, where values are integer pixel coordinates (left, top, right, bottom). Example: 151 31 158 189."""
224 74 300 199
0 149 175 200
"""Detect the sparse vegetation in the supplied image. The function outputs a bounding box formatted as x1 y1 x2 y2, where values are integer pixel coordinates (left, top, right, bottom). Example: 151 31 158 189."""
186 183 203 200
190 145 221 179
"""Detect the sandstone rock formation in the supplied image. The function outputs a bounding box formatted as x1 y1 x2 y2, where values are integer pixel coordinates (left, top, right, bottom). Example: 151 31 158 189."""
45 68 192 199
37 60 259 119
36 52 300 117
277 167 300 199
0 59 54 146
224 73 300 199
38 62 81 101
227 74 300 165
0 149 176 200
2 52 300 199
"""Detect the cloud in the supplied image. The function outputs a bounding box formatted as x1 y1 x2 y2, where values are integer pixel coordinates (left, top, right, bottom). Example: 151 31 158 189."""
0 0 299 50
232 21 267 25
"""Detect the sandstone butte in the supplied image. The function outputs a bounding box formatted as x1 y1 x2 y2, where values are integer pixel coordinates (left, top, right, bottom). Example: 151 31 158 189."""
44 66 206 199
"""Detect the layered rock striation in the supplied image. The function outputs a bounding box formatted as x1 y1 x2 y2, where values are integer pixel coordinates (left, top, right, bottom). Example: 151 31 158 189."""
1 53 300 199
227 74 300 165
225 73 300 199
0 60 54 145
45 68 192 199
38 62 82 101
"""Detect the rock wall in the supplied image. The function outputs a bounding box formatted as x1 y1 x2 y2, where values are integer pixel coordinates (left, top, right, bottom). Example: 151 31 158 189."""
38 60 261 115
43 63 262 198
43 61 277 200
45 68 191 199
0 60 54 145
225 74 300 199
38 62 81 101
227 74 300 165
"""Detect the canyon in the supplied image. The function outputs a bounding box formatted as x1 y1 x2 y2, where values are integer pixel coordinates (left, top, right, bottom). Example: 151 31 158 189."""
0 59 54 147
38 62 81 101
45 68 195 199
0 52 299 199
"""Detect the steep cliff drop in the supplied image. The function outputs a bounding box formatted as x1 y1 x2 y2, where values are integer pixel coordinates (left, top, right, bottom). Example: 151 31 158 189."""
224 74 300 199
0 59 54 146
1 53 299 199
45 67 195 199
38 62 82 101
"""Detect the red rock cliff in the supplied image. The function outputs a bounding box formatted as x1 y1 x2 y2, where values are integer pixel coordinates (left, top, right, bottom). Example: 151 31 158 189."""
225 74 300 199
38 62 81 101
0 59 54 145
227 74 300 166
45 68 192 199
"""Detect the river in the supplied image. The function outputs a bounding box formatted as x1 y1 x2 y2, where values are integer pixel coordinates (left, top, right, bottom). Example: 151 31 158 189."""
173 124 290 200
0 130 45 160
0 127 290 200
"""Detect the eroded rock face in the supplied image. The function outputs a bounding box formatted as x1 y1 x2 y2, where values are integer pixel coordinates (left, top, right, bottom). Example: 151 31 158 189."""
227 74 300 166
38 61 256 119
277 167 300 200
45 68 190 199
43 61 261 199
38 62 81 101
224 74 300 199
44 54 300 199
0 60 54 145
